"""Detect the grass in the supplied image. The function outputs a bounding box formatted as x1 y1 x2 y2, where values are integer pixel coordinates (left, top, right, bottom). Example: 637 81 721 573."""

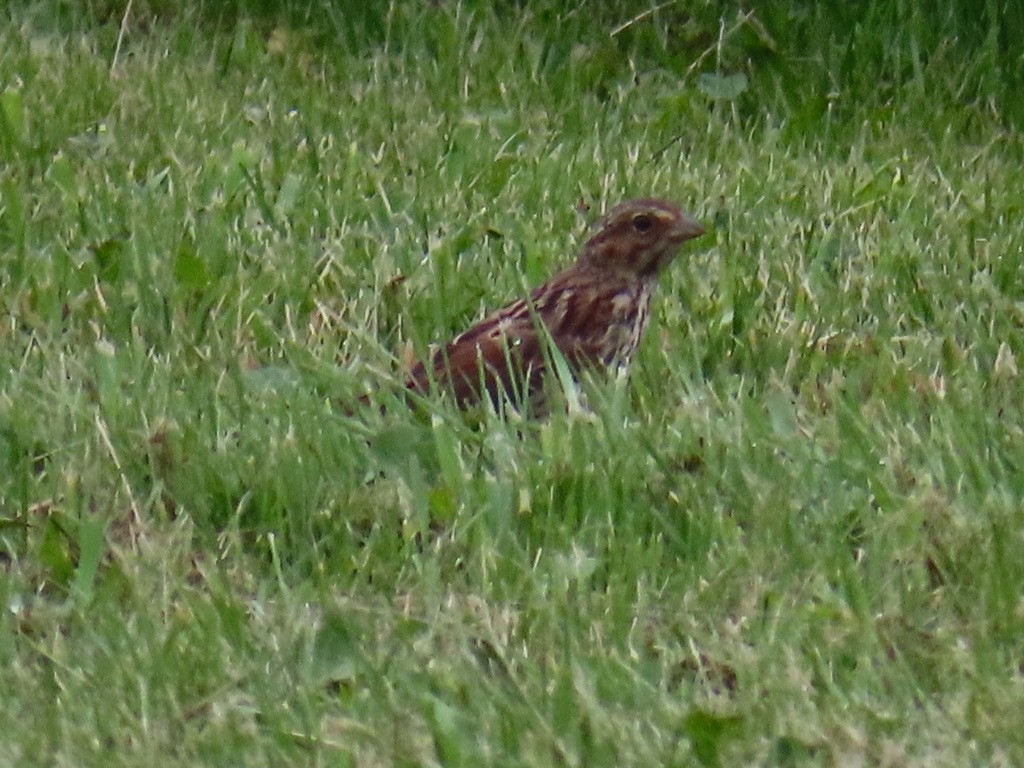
2 1 1024 765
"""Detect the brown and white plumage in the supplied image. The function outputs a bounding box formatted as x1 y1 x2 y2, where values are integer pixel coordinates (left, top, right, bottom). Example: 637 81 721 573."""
404 198 704 412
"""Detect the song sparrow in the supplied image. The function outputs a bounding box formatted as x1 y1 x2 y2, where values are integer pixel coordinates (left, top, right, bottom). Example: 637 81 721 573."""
400 198 705 414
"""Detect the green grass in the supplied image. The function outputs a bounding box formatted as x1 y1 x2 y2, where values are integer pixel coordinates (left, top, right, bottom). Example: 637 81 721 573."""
2 1 1024 765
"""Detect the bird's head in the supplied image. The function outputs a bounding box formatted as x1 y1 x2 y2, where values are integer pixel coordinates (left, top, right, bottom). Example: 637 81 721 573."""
577 198 704 279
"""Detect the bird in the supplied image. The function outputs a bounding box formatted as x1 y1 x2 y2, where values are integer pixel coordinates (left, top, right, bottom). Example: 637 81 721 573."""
397 197 705 415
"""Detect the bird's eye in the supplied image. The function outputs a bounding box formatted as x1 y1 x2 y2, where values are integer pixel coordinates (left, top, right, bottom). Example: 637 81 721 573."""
632 214 652 232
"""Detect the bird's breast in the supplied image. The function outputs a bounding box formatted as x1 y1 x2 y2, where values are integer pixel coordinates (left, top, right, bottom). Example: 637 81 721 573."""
598 284 652 370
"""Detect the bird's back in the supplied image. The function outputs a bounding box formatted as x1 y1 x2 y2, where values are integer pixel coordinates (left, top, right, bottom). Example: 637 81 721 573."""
406 265 652 411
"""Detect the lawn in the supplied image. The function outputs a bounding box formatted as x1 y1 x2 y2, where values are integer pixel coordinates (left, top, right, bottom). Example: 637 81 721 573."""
2 1 1023 765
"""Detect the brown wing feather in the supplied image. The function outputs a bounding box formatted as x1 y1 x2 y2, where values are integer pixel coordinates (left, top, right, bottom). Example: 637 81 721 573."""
523 268 648 371
405 268 642 408
405 297 545 408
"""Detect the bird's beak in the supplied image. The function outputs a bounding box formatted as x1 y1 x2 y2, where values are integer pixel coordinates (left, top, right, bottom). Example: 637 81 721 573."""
672 213 705 242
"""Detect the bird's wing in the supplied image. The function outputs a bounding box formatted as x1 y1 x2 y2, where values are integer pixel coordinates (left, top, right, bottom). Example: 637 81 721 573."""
405 296 545 408
405 270 635 407
526 272 643 370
